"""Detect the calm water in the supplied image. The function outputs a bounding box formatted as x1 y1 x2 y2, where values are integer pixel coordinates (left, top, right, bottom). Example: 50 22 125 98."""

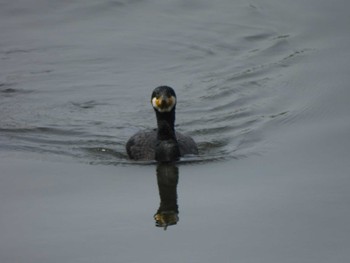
1 0 350 262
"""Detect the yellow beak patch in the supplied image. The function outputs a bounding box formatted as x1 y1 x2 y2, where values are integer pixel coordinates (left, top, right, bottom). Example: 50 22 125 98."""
152 96 176 112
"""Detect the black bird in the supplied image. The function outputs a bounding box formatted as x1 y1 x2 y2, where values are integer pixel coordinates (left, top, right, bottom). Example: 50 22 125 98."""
126 86 198 162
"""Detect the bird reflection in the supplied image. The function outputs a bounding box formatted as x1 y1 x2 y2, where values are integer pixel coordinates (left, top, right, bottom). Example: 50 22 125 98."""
154 163 179 230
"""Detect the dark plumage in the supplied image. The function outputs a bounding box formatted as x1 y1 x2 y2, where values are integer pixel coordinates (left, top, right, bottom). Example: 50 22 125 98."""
126 86 198 162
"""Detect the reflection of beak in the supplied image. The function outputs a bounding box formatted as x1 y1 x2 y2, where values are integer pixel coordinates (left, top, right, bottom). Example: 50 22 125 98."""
154 211 179 230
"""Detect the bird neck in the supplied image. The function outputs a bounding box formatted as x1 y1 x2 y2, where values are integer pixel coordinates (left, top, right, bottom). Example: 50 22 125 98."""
155 110 176 141
154 109 180 162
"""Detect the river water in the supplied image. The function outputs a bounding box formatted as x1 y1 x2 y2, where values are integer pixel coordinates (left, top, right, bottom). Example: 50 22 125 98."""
1 0 350 262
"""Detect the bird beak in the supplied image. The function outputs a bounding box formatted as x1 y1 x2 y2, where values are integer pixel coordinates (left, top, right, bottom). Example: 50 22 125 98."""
157 95 168 108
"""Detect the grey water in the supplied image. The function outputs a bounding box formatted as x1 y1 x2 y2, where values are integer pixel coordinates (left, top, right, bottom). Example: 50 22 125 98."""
1 0 350 262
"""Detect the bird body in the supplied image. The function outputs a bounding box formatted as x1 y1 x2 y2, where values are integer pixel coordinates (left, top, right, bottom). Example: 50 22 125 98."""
126 86 198 162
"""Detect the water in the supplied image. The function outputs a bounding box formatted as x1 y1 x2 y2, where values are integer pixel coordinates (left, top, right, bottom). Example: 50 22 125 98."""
1 0 350 262
0 0 308 164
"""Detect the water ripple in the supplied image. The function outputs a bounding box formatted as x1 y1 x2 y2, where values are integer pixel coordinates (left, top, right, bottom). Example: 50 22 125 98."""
0 1 308 165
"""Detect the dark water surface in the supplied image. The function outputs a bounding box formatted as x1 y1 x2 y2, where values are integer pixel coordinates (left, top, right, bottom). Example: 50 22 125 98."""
1 0 350 262
1 0 313 164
